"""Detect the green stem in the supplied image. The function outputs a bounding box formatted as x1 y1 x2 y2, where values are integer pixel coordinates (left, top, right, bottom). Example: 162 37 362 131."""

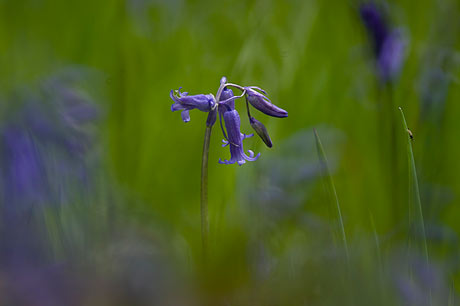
201 125 212 261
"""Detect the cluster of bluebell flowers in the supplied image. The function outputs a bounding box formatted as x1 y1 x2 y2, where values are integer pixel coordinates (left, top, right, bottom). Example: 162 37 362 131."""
170 77 288 165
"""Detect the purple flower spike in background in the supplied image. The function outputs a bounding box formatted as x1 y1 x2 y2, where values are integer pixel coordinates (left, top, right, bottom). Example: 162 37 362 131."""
360 3 389 57
378 30 406 81
359 2 407 83
170 88 216 122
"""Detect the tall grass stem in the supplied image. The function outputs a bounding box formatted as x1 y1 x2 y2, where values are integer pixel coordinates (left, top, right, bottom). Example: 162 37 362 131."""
314 128 349 261
398 107 429 263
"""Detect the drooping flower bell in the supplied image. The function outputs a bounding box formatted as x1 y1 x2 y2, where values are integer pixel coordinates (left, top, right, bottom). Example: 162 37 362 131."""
218 97 260 165
170 88 216 122
169 77 288 165
245 87 288 118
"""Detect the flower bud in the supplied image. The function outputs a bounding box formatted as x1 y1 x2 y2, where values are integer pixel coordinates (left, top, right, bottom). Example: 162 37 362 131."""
245 87 288 118
250 117 272 148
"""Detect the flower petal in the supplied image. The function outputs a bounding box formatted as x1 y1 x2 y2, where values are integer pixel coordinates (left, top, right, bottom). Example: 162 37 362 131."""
181 110 190 122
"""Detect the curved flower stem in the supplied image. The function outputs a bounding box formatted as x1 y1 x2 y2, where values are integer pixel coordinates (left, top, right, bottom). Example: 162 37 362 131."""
197 80 228 263
199 80 245 262
245 96 252 119
223 83 245 92
200 125 212 262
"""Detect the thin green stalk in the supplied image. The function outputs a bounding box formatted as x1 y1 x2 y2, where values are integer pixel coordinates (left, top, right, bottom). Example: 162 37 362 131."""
369 212 383 273
369 211 385 304
200 125 212 261
398 107 429 263
398 107 432 306
449 280 455 306
314 128 349 260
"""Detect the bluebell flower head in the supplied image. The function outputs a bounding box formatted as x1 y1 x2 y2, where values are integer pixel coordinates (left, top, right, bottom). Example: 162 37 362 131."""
170 77 287 165
245 87 288 118
170 88 216 122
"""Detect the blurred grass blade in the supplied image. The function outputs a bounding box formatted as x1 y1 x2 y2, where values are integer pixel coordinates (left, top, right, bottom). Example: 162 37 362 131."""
398 107 429 262
314 128 349 260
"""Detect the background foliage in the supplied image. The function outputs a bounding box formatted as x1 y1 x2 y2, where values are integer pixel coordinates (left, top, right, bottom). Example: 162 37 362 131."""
1 0 459 305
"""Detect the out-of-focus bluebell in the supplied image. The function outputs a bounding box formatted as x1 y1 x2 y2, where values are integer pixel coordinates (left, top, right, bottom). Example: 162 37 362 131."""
360 3 407 82
392 254 453 306
417 46 459 126
0 69 103 305
419 67 449 123
169 77 288 165
1 77 100 209
3 263 80 306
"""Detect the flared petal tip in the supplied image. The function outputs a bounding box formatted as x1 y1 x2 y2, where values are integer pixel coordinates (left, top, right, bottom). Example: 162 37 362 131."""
181 110 190 122
218 158 231 165
278 110 288 118
246 151 261 162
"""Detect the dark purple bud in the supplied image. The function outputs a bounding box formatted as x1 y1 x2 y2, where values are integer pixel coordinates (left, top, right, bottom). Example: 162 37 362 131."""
170 88 216 122
219 109 260 166
250 117 272 148
245 87 288 118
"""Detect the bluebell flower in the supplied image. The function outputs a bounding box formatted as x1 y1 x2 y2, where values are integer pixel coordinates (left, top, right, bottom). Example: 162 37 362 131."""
218 103 260 166
360 3 406 82
0 70 103 305
245 87 288 118
170 88 216 122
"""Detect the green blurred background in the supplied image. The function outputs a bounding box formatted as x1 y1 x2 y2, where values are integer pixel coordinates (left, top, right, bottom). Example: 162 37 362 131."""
1 0 460 305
